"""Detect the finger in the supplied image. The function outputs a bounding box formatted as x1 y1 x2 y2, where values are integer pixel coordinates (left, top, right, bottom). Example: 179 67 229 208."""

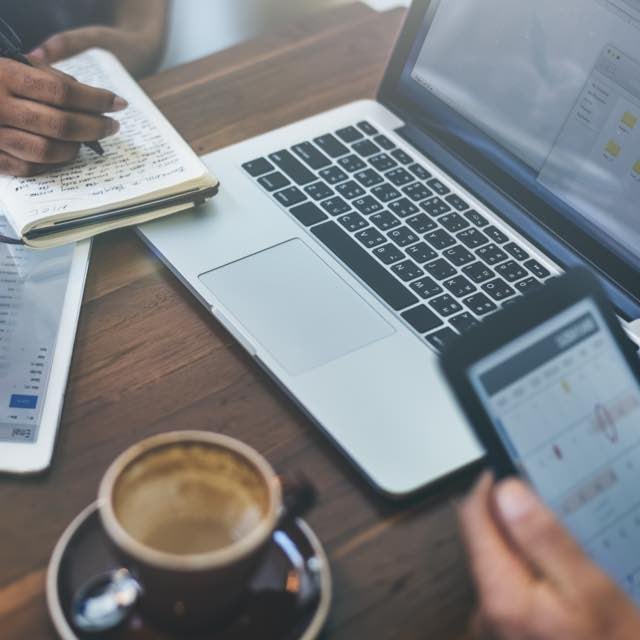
0 127 79 164
0 98 119 142
1 59 127 113
0 150 46 177
29 27 105 65
459 472 534 596
494 479 599 593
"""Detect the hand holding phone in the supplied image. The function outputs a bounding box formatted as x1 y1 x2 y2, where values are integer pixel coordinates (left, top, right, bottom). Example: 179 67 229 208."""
442 268 640 633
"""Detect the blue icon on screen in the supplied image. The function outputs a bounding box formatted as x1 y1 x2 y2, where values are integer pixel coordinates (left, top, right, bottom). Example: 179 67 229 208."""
9 395 38 409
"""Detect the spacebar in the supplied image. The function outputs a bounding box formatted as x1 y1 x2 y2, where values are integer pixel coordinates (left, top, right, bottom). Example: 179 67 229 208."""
311 222 418 311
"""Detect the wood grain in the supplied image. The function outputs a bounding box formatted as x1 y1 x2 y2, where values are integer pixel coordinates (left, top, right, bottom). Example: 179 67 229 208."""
0 4 478 638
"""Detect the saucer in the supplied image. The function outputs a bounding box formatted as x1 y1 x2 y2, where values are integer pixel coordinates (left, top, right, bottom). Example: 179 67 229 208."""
47 502 332 640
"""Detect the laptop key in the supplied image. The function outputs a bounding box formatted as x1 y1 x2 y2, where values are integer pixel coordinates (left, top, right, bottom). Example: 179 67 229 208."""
407 242 437 264
289 202 327 227
319 166 348 185
421 197 451 217
354 168 384 188
463 293 498 316
304 182 334 201
402 305 443 333
258 171 290 192
320 196 351 216
336 126 364 143
443 245 474 267
457 228 489 249
485 225 509 244
353 196 383 216
372 183 401 203
425 229 456 250
477 244 509 266
410 276 443 299
391 149 412 165
371 211 401 231
336 180 366 200
388 227 419 248
429 294 463 317
386 168 414 187
312 222 418 311
274 186 306 207
462 262 494 284
389 198 419 218
374 243 405 265
392 260 424 283
445 194 469 212
355 227 386 249
408 163 431 180
292 142 331 170
465 209 489 227
374 134 396 151
338 154 367 173
514 277 541 294
269 150 316 185
338 212 368 232
243 157 274 177
427 178 450 196
353 139 381 158
403 182 433 202
505 242 529 261
482 278 516 301
357 121 378 136
443 275 476 297
450 312 479 333
369 153 397 172
314 134 349 158
425 258 457 281
439 213 470 233
525 259 551 279
426 328 458 351
496 260 529 283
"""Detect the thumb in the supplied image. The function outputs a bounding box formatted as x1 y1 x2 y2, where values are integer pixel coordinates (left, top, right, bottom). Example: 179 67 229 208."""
29 27 106 64
494 479 596 593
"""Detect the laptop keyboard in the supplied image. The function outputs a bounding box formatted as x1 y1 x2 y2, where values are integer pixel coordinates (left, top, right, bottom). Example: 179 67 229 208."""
242 121 556 352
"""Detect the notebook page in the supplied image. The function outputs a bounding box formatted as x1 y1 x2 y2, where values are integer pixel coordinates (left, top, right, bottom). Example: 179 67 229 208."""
0 49 206 230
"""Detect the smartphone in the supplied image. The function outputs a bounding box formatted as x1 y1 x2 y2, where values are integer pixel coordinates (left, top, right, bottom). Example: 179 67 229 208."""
441 268 640 602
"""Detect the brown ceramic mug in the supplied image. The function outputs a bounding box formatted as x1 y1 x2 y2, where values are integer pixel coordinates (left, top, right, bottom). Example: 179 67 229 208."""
98 431 288 632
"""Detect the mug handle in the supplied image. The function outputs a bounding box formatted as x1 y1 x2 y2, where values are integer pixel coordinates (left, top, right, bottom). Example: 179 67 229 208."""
278 475 317 528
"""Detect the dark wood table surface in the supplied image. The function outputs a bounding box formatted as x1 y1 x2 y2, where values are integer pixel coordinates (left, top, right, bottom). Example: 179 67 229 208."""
0 4 478 638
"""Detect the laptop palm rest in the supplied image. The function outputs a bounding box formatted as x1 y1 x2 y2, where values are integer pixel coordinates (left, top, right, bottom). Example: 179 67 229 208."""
199 239 394 375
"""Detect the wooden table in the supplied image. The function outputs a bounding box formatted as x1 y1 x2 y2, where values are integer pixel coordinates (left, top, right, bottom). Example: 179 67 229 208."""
0 4 478 638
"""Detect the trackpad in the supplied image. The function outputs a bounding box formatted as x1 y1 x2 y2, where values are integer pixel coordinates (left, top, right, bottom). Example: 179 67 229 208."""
199 239 394 375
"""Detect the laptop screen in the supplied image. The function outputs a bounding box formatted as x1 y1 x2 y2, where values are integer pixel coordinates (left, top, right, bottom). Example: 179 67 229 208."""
393 0 640 272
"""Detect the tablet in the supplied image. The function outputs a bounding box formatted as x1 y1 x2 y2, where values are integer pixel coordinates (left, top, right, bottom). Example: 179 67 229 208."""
0 219 90 475
441 268 640 602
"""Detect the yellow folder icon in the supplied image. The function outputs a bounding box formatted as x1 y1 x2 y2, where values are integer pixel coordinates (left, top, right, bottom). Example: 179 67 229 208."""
634 160 640 175
606 140 621 157
622 112 638 129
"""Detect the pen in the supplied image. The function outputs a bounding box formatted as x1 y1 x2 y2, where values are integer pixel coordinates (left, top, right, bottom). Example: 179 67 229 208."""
0 17 104 156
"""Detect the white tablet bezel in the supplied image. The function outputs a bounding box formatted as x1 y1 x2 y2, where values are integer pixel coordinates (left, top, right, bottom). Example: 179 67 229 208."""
0 240 91 475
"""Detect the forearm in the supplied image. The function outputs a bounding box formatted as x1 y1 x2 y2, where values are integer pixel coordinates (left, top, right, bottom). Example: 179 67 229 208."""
109 0 169 74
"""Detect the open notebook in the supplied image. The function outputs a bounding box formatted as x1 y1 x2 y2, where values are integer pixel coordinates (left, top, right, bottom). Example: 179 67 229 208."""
0 49 219 249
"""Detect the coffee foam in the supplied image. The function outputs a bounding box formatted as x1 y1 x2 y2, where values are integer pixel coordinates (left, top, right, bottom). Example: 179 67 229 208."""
112 443 270 556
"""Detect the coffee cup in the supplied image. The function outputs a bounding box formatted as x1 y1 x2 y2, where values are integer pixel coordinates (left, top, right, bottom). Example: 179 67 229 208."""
98 431 296 632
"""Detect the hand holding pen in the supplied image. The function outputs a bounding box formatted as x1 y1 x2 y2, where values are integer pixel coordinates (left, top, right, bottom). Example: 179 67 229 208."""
0 17 128 177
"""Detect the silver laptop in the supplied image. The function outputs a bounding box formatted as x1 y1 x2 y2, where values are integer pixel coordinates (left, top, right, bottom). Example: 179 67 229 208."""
139 0 640 497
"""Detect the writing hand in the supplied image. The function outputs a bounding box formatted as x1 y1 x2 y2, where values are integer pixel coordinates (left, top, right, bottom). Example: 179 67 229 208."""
458 472 640 639
0 59 126 176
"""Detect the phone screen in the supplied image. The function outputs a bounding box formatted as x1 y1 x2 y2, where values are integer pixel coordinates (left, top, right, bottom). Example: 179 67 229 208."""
468 297 640 602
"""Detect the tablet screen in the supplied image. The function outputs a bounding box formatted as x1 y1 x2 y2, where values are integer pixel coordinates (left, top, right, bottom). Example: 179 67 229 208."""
0 217 74 444
468 298 640 601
